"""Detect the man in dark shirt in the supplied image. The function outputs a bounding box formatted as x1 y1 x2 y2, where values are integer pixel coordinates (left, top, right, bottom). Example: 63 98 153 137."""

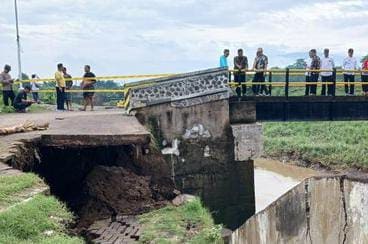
234 49 248 97
13 85 35 112
308 49 321 96
81 65 96 111
63 67 73 111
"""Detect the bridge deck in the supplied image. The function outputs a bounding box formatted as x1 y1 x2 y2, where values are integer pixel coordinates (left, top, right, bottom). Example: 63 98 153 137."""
230 96 368 122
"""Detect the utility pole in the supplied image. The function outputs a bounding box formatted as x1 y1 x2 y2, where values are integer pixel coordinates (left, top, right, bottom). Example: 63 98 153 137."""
14 0 22 84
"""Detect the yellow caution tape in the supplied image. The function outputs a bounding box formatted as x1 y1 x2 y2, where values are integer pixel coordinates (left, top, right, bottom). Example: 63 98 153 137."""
8 73 177 85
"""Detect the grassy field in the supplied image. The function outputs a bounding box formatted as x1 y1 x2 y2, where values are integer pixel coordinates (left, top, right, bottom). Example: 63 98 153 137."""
0 173 83 244
0 173 43 208
263 121 368 169
0 95 53 114
139 198 223 244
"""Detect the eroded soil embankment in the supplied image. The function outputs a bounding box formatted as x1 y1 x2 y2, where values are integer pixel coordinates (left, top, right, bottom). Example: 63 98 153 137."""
78 165 173 228
8 141 177 234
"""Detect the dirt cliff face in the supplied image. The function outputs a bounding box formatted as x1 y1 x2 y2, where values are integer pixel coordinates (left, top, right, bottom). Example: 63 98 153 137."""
32 145 176 229
77 166 171 228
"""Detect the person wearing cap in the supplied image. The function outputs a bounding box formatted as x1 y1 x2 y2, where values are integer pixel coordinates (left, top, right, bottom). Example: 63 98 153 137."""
0 65 15 106
13 85 35 112
55 63 66 111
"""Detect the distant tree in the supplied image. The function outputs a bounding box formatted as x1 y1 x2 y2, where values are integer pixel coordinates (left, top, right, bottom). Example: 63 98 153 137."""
287 59 306 69
21 73 29 80
95 80 120 89
19 73 31 89
361 54 368 63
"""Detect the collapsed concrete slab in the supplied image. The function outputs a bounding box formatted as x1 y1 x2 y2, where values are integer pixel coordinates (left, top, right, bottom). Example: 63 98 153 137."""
41 114 150 147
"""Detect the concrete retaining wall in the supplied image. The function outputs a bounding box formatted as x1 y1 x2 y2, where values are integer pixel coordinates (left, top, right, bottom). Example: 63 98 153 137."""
129 67 265 230
231 175 368 244
133 93 257 230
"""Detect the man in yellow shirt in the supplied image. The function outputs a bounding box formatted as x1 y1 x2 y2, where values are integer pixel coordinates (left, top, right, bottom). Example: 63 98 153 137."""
55 63 66 111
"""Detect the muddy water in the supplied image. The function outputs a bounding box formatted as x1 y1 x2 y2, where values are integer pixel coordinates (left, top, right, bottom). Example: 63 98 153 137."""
254 158 320 212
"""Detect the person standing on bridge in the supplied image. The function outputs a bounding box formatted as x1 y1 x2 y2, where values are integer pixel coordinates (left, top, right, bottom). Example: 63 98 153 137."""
55 63 66 111
81 65 96 111
0 65 15 107
234 49 248 96
220 49 230 68
63 67 73 111
362 57 368 96
320 49 335 96
308 49 320 96
343 48 358 96
304 51 313 96
252 48 269 96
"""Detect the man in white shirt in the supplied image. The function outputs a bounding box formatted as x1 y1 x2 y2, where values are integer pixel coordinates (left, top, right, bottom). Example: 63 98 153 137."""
320 49 335 96
31 74 40 103
343 48 358 95
304 52 312 96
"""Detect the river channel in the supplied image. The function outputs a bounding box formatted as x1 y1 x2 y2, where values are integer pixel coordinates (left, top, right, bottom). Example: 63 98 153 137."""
254 158 320 212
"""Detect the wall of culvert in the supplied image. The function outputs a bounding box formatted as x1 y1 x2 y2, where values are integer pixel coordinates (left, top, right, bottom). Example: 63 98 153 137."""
231 175 368 244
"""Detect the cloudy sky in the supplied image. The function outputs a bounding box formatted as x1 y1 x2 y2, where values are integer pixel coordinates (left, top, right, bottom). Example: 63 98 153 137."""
1 0 367 78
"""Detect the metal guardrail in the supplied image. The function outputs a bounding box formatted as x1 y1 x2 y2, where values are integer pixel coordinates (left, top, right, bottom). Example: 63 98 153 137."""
1 69 368 108
228 68 368 98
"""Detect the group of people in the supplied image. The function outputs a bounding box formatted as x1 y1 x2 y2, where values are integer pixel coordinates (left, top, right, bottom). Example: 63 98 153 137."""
0 63 97 113
220 48 368 96
220 48 269 96
54 63 96 112
0 65 34 112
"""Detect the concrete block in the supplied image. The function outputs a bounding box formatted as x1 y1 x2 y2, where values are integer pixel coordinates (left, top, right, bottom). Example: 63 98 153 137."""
231 123 263 161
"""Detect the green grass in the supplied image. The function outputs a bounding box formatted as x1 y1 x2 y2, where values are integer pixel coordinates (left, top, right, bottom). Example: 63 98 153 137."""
0 194 83 244
263 121 368 169
0 103 51 114
0 94 53 114
0 173 42 207
139 198 223 244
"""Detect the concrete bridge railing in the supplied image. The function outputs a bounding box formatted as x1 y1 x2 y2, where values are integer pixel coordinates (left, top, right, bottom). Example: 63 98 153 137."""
126 68 230 110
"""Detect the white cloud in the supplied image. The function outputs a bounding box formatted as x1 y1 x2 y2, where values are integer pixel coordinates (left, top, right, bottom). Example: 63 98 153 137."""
0 0 367 78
